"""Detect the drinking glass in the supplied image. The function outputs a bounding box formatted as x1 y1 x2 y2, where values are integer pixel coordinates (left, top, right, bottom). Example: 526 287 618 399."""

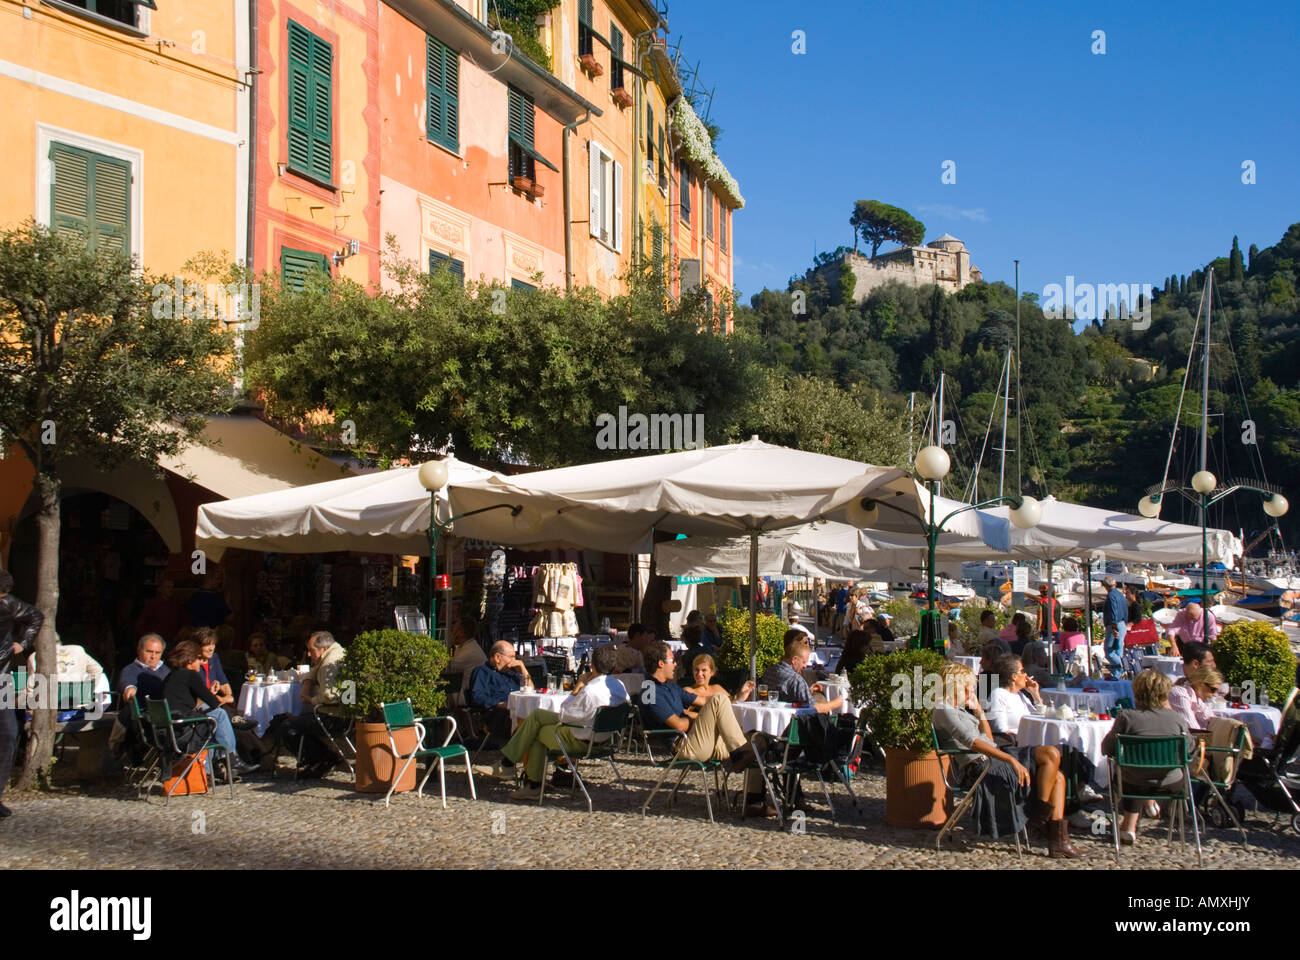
757 684 768 702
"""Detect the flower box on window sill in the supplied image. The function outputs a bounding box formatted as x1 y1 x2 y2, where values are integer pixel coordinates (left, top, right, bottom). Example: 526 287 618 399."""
579 53 604 77
611 86 634 109
512 176 544 199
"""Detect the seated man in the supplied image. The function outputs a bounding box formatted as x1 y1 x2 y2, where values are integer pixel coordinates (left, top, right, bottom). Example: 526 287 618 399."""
445 616 486 708
498 644 628 799
640 639 776 769
118 633 170 704
279 630 348 778
466 641 534 742
610 623 653 674
760 631 844 713
49 641 111 709
699 612 724 655
1020 640 1053 688
976 609 1002 653
1178 640 1216 676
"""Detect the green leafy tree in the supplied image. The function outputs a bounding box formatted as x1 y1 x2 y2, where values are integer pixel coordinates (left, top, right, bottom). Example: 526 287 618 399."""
1229 236 1245 283
0 221 234 787
849 200 926 258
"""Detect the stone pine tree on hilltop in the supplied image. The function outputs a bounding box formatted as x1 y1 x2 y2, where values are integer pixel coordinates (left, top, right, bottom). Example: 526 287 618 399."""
0 221 234 788
849 200 926 258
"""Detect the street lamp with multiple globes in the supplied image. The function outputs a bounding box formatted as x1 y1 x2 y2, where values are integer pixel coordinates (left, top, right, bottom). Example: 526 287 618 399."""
849 445 1041 652
417 460 536 641
1138 472 1288 644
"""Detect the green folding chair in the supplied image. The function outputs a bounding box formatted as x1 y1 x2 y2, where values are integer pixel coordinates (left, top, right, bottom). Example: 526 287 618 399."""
931 725 1028 859
536 702 631 812
1109 734 1202 866
1197 723 1250 845
125 695 161 794
639 725 729 824
141 698 235 803
378 699 475 808
760 714 837 827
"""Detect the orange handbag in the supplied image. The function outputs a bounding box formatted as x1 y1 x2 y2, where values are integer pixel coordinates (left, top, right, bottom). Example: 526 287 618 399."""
163 750 210 796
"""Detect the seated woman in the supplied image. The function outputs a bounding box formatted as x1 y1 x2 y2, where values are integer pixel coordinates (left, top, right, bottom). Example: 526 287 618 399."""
681 654 754 704
837 630 871 676
160 640 257 777
1167 664 1222 731
245 632 288 675
1101 669 1202 846
1010 614 1035 656
985 655 1044 746
932 660 1082 857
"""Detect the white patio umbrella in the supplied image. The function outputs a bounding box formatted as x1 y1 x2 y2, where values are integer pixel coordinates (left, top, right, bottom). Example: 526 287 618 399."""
447 438 1011 678
195 457 501 560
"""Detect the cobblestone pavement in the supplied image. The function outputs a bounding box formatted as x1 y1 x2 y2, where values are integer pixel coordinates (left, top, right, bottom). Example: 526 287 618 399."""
4 753 1298 870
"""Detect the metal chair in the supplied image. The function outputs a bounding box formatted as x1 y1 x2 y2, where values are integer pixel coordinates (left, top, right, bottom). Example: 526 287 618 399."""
639 725 729 823
932 725 1028 859
290 705 356 780
760 714 838 827
124 695 161 795
1108 734 1203 866
377 699 475 808
141 698 235 804
536 702 631 812
1196 722 1250 845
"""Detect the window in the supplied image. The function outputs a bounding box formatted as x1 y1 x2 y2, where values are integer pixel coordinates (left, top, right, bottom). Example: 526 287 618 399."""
588 141 622 251
678 161 691 224
719 205 728 252
428 249 465 284
287 21 333 185
426 35 459 153
609 26 625 90
651 222 664 278
577 0 594 57
280 246 329 291
508 87 557 184
511 278 536 291
57 0 152 29
657 125 666 190
704 187 714 241
646 103 654 169
49 142 131 256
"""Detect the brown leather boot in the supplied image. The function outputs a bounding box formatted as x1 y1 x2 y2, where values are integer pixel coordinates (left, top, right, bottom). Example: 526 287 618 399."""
1048 818 1085 859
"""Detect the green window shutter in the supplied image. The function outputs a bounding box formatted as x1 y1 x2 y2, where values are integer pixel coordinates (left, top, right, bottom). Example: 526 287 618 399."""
426 35 459 152
578 0 592 25
287 21 332 184
429 249 464 285
511 278 536 291
610 26 624 88
508 87 541 181
720 206 728 252
280 246 329 292
50 142 131 255
652 222 663 277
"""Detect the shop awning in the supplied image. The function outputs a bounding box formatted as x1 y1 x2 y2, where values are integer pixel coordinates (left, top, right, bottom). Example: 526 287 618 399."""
160 415 351 500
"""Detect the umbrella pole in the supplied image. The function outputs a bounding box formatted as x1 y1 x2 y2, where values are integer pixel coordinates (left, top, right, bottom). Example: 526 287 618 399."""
749 531 759 683
1083 560 1093 680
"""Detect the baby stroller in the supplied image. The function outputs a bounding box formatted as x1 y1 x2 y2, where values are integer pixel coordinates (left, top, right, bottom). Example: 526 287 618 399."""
1233 686 1300 835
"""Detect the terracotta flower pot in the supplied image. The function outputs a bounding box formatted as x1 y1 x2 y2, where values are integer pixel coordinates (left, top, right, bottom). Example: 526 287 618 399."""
353 720 418 794
528 182 545 198
512 175 534 193
612 86 633 108
579 53 603 77
883 747 950 829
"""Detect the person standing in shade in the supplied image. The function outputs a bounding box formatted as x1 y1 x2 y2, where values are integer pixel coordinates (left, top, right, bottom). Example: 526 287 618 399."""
1102 576 1128 675
0 570 42 819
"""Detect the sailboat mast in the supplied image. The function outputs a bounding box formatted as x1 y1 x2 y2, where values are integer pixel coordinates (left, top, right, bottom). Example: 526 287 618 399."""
1202 270 1212 474
999 349 1012 500
1014 259 1022 491
936 372 945 499
908 392 916 462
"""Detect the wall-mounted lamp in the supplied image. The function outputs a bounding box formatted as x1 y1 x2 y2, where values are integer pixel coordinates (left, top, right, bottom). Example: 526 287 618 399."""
333 238 360 266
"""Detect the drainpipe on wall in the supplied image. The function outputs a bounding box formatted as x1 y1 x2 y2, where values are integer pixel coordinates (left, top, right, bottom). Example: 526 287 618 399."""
631 28 655 265
666 93 681 300
245 0 258 275
562 109 593 292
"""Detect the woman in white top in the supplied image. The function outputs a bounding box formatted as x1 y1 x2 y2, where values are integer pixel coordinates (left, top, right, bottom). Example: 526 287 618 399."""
985 654 1044 745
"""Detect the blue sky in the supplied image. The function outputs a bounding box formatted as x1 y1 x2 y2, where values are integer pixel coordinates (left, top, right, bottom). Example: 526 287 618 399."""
666 0 1300 307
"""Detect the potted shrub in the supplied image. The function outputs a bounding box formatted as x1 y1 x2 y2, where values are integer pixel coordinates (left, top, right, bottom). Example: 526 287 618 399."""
850 649 950 828
714 606 788 682
338 629 449 794
1213 621 1297 706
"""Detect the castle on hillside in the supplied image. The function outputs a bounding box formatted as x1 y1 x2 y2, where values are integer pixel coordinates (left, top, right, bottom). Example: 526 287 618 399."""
818 234 983 301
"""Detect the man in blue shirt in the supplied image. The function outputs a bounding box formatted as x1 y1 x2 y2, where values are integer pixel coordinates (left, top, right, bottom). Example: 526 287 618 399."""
118 633 170 703
831 584 849 634
468 641 533 741
1102 576 1128 674
638 640 754 769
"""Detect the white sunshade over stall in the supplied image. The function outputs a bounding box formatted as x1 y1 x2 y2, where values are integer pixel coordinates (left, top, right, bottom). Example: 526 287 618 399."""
447 438 1011 678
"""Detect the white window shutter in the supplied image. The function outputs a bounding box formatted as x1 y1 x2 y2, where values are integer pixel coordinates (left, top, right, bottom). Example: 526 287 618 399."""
613 160 623 252
588 142 601 239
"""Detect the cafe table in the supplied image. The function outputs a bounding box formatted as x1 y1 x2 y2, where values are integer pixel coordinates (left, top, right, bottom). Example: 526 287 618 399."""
1015 713 1115 786
1072 678 1134 704
1040 688 1119 714
237 677 307 736
732 700 802 736
506 689 570 724
1210 703 1283 749
1141 655 1184 679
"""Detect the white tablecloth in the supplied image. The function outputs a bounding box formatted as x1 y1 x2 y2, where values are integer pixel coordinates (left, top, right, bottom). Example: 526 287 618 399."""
732 701 799 736
1074 679 1133 703
1016 715 1114 786
1211 704 1283 749
1141 656 1184 679
237 680 304 736
507 690 570 723
818 681 859 716
1040 688 1118 714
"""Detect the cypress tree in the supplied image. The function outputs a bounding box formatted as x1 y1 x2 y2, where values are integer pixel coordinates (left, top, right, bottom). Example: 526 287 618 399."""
1230 236 1245 282
1179 274 1186 294
1248 243 1259 275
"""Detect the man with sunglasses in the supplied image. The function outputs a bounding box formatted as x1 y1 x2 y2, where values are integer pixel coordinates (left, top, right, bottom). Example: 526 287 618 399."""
638 640 756 771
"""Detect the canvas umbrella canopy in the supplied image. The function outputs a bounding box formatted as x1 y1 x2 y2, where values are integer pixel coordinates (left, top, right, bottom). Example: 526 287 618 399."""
195 457 501 561
446 438 1011 678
